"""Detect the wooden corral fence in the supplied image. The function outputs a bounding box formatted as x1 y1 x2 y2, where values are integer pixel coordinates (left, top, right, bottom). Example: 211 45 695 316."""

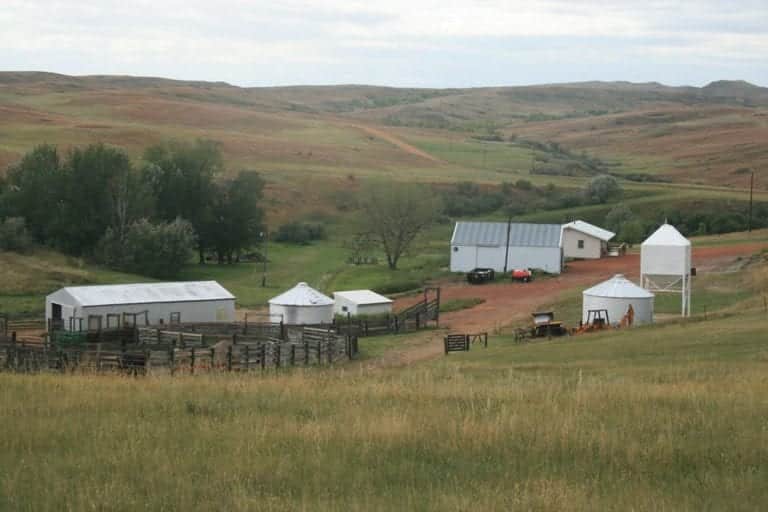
1 323 358 376
444 332 488 354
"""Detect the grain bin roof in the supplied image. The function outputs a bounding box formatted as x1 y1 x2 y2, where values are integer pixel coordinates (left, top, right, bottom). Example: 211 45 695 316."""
583 274 654 299
333 290 393 305
642 224 690 247
451 222 562 248
562 220 615 242
269 282 333 306
58 281 235 307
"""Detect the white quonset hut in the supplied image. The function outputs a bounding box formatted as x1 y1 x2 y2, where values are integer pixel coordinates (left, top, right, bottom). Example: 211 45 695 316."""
268 282 334 325
450 221 563 274
640 223 692 317
45 281 235 331
561 220 615 260
582 274 654 326
333 290 393 317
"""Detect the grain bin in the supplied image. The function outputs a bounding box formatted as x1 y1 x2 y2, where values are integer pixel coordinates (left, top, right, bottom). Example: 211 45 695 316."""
582 274 654 326
268 282 334 325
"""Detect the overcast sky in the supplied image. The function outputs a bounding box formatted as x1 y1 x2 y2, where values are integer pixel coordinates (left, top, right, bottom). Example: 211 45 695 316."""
2 0 767 88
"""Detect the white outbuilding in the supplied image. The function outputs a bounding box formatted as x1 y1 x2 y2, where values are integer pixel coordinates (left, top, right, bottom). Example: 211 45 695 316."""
450 221 563 274
582 274 654 326
46 281 236 331
268 282 334 325
640 223 692 317
333 290 393 317
561 220 615 259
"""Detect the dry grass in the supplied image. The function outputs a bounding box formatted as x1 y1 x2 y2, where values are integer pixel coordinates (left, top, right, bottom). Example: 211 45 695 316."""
1 312 767 511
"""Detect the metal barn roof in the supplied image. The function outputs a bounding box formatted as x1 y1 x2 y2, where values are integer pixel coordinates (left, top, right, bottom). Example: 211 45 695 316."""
269 282 334 306
451 222 562 248
58 281 235 307
333 290 393 305
642 223 690 247
583 274 654 299
562 220 615 242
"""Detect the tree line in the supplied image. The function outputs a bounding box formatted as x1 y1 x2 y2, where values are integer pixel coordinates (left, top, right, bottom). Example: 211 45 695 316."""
0 141 264 277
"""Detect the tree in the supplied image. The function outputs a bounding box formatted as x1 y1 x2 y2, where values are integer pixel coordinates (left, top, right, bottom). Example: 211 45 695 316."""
204 171 265 263
618 220 646 244
584 174 623 204
142 139 222 262
360 183 441 270
3 144 64 243
604 203 635 233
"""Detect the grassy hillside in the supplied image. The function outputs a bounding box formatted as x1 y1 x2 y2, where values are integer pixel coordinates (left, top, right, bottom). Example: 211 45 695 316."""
2 310 767 510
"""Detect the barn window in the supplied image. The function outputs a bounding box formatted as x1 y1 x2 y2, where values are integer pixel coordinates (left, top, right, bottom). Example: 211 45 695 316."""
342 306 348 312
453 246 459 252
577 240 584 249
170 312 181 324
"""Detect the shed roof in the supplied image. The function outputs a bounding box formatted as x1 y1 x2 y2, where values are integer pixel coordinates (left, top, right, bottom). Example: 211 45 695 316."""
269 282 333 306
583 274 654 299
333 290 393 305
53 281 235 307
451 222 562 248
562 220 615 242
642 223 690 247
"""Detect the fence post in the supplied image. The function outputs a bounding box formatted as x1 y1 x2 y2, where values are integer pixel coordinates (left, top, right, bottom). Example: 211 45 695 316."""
317 340 321 365
261 343 266 370
465 335 470 352
304 339 309 365
276 343 281 369
190 348 196 375
328 339 334 365
169 344 175 376
227 345 233 372
290 344 296 366
245 345 250 371
244 313 248 335
210 347 215 372
444 336 448 355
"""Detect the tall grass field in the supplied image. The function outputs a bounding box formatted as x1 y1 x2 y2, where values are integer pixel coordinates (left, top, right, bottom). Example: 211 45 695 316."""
2 312 767 511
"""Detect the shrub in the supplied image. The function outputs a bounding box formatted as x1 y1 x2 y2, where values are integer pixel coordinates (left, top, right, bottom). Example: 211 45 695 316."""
584 174 623 204
373 280 422 295
0 217 33 252
97 218 195 278
273 222 327 245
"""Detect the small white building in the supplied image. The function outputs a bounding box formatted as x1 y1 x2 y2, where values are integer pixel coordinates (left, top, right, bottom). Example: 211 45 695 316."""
450 221 563 274
640 223 692 317
582 274 654 326
333 290 393 317
561 220 615 260
46 281 236 331
268 282 334 325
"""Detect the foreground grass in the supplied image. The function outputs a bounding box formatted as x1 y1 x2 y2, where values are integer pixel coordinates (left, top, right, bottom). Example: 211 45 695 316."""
2 312 768 510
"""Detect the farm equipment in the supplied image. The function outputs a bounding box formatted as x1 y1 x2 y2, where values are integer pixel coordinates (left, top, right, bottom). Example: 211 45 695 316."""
572 309 611 335
511 268 532 282
529 311 568 338
467 268 495 284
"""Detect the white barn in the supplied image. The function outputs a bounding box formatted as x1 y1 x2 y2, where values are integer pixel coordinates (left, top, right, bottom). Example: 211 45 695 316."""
46 281 236 331
269 282 334 325
450 221 563 274
561 220 615 260
333 290 393 317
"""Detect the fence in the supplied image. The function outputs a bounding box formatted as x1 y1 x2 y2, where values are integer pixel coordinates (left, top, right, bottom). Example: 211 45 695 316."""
1 322 357 376
444 332 488 354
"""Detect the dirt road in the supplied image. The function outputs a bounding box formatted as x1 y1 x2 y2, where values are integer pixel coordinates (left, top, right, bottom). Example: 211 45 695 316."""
376 243 766 368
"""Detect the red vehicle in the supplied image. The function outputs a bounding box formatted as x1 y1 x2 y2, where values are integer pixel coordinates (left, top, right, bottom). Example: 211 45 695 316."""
511 269 532 282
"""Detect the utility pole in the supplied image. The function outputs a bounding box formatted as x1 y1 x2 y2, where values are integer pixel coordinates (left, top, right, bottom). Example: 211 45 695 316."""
502 213 512 273
261 229 268 287
748 170 754 232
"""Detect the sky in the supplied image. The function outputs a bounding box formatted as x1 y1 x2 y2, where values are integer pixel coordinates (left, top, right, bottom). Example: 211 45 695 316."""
1 0 767 88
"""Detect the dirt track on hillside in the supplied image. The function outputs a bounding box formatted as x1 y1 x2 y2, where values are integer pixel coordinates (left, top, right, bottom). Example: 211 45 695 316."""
370 243 766 368
350 124 442 163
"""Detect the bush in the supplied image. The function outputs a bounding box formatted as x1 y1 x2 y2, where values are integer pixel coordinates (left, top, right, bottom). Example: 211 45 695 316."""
0 217 33 252
97 218 195 278
584 175 623 204
273 222 327 245
373 280 422 295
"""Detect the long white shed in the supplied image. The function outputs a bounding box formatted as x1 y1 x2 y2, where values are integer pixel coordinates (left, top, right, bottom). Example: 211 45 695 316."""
46 281 236 331
450 221 563 274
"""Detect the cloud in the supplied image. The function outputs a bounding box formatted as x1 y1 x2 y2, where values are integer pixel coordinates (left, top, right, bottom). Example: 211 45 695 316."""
0 0 766 86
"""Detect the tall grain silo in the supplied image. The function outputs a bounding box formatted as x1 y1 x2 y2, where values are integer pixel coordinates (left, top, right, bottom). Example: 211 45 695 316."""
640 223 692 317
